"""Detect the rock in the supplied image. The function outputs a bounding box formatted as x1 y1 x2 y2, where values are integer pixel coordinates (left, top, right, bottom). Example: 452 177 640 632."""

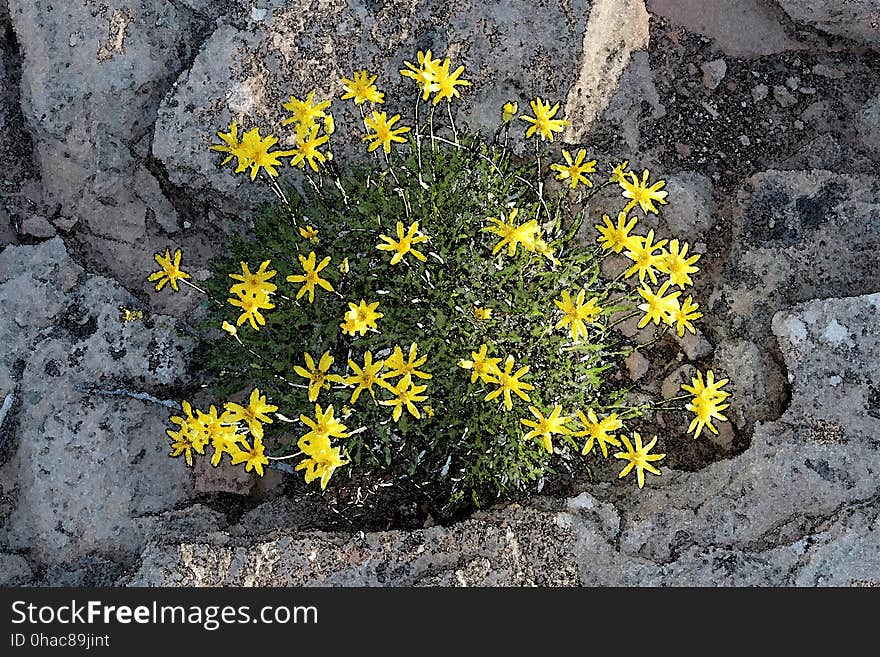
646 0 805 57
0 207 16 248
6 0 204 284
751 83 769 102
125 503 580 586
625 351 650 381
773 85 798 108
712 338 787 433
709 170 880 351
18 214 55 240
856 93 880 160
661 364 697 399
811 63 846 80
0 239 196 565
154 0 649 198
674 328 713 361
0 553 34 585
777 0 880 50
662 171 715 243
194 456 257 495
700 58 727 90
599 50 664 150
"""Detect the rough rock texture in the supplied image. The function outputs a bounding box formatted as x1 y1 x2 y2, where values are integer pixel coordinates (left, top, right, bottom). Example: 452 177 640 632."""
125 292 880 586
0 239 196 572
154 0 649 197
6 0 211 284
856 93 880 160
777 0 880 50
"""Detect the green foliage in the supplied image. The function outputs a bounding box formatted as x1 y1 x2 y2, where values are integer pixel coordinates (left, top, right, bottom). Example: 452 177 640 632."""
199 134 630 509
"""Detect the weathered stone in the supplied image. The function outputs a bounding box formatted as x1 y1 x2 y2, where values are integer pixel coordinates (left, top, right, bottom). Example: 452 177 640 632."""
7 0 203 283
777 0 880 50
0 239 196 565
713 338 787 433
0 553 34 586
856 93 880 160
18 213 55 240
625 350 650 381
662 171 715 244
647 0 804 57
154 0 648 199
701 58 727 90
709 170 880 350
125 503 580 586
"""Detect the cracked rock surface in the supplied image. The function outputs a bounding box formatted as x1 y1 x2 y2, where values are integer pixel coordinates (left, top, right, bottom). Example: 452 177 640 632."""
1 0 878 585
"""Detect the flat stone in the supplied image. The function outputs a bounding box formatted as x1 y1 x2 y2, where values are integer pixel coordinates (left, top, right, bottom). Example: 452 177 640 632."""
777 0 880 50
701 58 727 90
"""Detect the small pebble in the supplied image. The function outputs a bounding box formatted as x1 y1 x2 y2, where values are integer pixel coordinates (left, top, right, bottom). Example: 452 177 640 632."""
751 84 769 102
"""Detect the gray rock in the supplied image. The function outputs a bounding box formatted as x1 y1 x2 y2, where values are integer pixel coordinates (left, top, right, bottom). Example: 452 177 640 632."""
777 0 880 50
662 171 716 244
856 93 880 160
0 553 34 585
709 170 880 350
0 239 196 565
773 85 798 108
752 83 769 102
713 338 787 433
701 58 727 90
18 214 55 240
7 0 202 283
153 0 649 197
674 328 714 361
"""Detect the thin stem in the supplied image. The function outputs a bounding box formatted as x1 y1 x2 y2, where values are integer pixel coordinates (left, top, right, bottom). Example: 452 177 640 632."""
446 101 458 143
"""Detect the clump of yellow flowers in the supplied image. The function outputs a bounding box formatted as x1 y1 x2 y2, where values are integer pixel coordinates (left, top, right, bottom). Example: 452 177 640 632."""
148 52 732 504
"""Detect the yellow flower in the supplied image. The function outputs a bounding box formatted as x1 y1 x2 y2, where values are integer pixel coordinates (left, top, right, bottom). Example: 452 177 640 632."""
294 351 345 403
296 434 349 490
573 409 622 458
608 160 630 184
458 343 502 384
682 370 730 403
196 405 240 467
431 58 471 104
483 208 540 257
636 280 681 329
341 299 383 336
210 121 246 168
658 239 701 288
221 321 238 336
501 101 518 123
670 296 702 337
148 248 191 292
338 257 350 274
533 237 560 265
682 370 731 439
227 292 275 330
290 123 330 172
340 70 385 105
166 400 208 467
400 50 442 100
384 342 431 380
224 388 279 440
362 111 411 154
234 127 295 181
229 435 269 477
614 432 665 488
299 225 319 240
377 220 430 265
473 306 493 321
519 97 567 142
520 404 571 454
554 289 602 342
380 373 428 422
345 351 390 403
324 114 335 135
550 149 597 188
298 403 349 446
484 355 534 411
595 211 639 253
229 260 277 299
119 307 145 322
619 169 669 215
282 90 331 130
623 229 668 284
286 251 334 303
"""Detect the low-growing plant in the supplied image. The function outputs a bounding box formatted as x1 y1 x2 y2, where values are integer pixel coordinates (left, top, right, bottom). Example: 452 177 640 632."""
149 52 731 510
